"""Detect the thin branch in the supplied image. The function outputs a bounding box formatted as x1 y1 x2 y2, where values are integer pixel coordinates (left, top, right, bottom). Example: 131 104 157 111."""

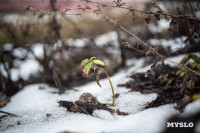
26 1 200 22
83 0 200 22
122 42 146 54
102 13 200 76
189 0 196 18
0 110 18 117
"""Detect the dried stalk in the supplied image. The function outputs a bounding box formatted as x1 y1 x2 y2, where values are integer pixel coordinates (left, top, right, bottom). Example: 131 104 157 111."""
95 66 116 107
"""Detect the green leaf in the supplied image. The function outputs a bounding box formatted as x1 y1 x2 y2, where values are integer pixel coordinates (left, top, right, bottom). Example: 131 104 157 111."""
197 65 200 70
81 59 89 67
161 74 169 84
3 55 8 62
90 57 96 60
84 61 93 75
193 94 200 101
93 60 105 66
176 70 181 76
180 55 189 64
189 54 200 63
180 72 185 77
167 79 172 85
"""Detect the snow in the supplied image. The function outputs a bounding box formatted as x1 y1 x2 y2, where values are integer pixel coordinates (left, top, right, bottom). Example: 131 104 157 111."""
3 14 24 24
149 36 187 52
95 31 119 47
18 59 42 80
1 28 200 132
31 43 44 58
12 48 27 59
0 44 43 81
148 19 170 34
1 55 200 133
66 38 88 48
3 43 13 51
0 31 119 82
65 31 119 48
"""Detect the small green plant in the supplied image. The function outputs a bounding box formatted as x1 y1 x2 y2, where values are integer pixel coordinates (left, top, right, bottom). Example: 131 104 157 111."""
193 94 200 101
161 74 172 85
81 57 116 107
176 54 200 77
176 54 200 89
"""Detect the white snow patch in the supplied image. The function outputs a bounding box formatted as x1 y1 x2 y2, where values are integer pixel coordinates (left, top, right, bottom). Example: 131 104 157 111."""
0 64 8 78
95 31 119 47
3 14 26 24
19 59 42 80
148 19 170 33
67 38 88 48
149 36 187 52
12 48 27 58
10 59 42 81
1 82 199 133
0 54 200 133
3 43 13 51
116 92 157 114
31 43 44 58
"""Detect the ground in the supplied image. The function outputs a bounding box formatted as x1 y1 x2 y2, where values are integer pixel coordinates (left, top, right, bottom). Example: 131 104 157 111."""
1 56 200 133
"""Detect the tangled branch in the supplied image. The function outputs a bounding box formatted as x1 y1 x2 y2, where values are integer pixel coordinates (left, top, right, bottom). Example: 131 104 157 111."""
83 0 200 22
24 0 200 76
102 13 200 76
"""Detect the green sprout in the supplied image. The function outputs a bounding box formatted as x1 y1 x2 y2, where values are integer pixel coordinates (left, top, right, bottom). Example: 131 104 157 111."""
81 57 116 107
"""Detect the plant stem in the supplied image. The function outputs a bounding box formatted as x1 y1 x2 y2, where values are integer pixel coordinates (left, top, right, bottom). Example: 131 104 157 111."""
95 66 116 107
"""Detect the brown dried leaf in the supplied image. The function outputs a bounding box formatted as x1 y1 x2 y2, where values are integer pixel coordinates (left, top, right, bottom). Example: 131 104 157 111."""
114 93 120 99
0 97 10 107
116 109 129 116
154 14 160 21
26 5 31 11
96 73 101 87
144 16 151 24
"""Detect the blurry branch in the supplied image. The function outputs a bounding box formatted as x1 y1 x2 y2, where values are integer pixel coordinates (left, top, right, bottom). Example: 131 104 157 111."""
53 68 63 93
82 0 200 22
102 13 200 76
189 0 196 18
49 0 63 45
0 110 18 117
24 0 200 76
49 0 65 93
25 0 200 22
116 29 126 67
121 42 146 54
0 50 11 82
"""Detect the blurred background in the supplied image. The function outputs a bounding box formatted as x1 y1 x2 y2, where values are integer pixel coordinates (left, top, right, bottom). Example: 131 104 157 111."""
0 0 199 105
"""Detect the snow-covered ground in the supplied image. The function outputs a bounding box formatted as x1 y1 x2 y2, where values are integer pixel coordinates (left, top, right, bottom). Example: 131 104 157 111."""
0 18 199 132
1 56 200 133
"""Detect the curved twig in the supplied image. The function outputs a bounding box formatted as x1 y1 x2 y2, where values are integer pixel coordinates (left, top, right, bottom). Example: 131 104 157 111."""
94 66 116 107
